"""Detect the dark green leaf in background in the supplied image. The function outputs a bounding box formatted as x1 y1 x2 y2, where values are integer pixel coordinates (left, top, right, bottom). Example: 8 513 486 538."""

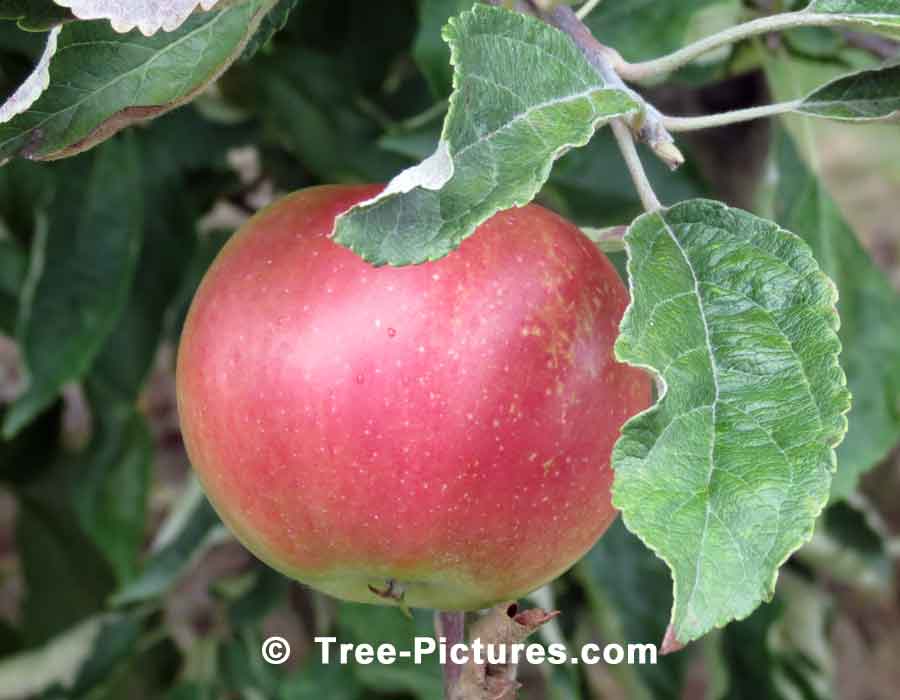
16 494 116 646
337 604 443 698
583 0 724 63
576 520 688 700
242 0 302 61
91 107 252 400
413 0 475 97
112 483 221 606
73 386 153 584
717 572 833 700
771 128 900 500
3 135 142 438
0 1 72 31
0 235 24 333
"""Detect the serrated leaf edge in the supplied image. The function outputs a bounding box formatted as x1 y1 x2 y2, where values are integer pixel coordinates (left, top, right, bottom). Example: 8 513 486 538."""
332 4 638 266
611 198 851 645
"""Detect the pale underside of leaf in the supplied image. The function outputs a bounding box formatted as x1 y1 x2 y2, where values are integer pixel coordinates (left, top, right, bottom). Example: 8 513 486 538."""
53 0 222 36
332 4 638 266
612 199 850 644
806 0 900 37
0 616 105 699
798 62 900 121
0 27 60 126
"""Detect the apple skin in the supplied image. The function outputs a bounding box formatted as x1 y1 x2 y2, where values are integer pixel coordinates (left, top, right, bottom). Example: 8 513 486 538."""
176 185 650 610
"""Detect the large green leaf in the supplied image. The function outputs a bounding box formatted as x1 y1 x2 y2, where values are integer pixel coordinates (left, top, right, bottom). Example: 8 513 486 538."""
3 135 142 439
0 0 274 162
771 128 900 500
613 199 850 644
333 4 639 265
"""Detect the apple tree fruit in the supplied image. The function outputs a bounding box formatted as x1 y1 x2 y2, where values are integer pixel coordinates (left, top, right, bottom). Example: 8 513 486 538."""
176 184 651 610
0 0 898 698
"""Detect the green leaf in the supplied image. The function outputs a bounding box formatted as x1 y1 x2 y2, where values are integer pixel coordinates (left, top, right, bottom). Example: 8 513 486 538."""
64 614 142 697
337 604 443 698
797 61 900 120
0 236 25 333
0 615 105 699
0 0 274 162
167 230 233 340
112 481 222 605
333 4 639 266
227 566 291 627
613 199 850 644
771 128 900 500
413 0 475 97
242 0 301 61
798 501 893 591
16 493 116 646
279 656 365 700
91 108 251 400
252 47 408 183
807 0 900 37
545 128 711 228
583 0 726 63
73 389 153 584
717 572 833 700
0 159 56 245
217 629 282 699
576 520 689 700
0 1 71 31
3 135 142 439
0 400 61 486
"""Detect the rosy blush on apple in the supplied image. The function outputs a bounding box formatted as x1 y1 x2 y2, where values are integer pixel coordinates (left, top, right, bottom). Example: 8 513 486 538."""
176 185 651 611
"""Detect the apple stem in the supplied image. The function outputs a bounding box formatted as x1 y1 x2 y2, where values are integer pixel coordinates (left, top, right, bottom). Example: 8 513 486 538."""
436 610 466 698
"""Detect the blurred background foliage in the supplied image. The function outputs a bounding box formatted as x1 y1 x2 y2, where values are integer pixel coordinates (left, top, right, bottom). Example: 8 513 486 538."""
0 0 898 698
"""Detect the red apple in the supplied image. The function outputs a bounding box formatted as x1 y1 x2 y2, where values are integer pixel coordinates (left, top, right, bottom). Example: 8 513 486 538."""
176 185 650 610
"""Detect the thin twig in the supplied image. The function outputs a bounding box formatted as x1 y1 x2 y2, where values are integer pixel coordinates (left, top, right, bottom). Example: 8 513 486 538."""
661 99 802 131
616 12 847 81
576 0 604 20
436 611 466 699
611 120 661 212
843 30 899 60
542 5 684 170
399 99 449 132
